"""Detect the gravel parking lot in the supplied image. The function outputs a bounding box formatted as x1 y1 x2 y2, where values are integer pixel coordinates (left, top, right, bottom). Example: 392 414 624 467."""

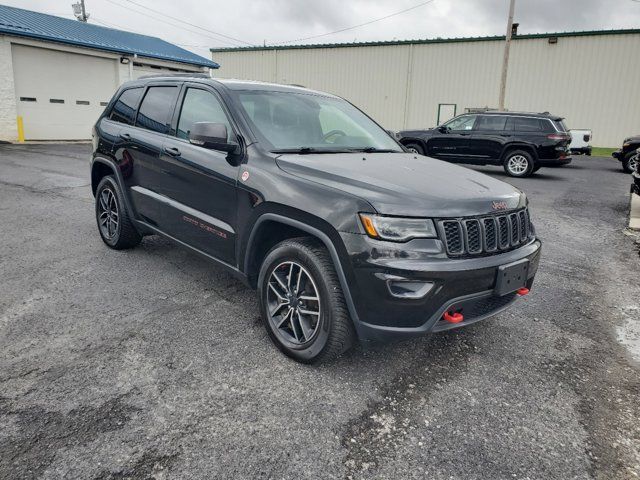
1 144 639 479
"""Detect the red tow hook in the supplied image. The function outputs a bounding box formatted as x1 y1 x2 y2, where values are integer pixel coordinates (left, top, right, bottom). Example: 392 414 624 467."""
517 287 530 296
443 311 464 324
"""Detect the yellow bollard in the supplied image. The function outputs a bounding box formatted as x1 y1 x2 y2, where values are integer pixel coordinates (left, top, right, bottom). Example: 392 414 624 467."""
16 116 25 143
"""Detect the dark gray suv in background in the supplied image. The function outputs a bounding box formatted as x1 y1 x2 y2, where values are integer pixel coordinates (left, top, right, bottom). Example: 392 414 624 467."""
398 111 572 177
91 75 541 363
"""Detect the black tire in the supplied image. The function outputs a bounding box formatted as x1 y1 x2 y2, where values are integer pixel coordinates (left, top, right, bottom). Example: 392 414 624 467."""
503 150 535 177
257 237 355 364
404 143 425 155
622 152 637 173
95 175 142 249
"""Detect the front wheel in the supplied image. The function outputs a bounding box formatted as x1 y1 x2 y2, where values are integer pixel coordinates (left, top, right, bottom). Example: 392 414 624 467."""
404 143 425 155
503 150 534 177
622 153 638 173
258 238 355 364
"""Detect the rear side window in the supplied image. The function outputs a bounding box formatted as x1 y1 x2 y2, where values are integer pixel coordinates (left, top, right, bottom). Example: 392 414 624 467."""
176 88 233 140
512 117 543 132
135 86 179 134
552 119 568 132
475 115 507 131
109 88 143 125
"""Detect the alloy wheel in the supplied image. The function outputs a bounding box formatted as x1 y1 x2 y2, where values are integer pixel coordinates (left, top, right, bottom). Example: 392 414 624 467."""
630 155 639 173
98 187 119 239
507 155 529 175
267 261 321 345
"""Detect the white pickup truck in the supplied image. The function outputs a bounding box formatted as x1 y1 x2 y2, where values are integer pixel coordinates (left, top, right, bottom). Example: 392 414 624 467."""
569 129 592 155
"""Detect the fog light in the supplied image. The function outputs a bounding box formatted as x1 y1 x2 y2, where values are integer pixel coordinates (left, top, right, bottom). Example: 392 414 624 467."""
387 279 434 299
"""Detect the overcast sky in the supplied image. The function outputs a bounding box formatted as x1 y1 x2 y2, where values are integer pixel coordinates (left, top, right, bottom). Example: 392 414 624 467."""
5 0 640 58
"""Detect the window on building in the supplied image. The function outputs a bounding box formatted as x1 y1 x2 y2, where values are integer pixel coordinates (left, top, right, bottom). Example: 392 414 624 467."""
76 100 90 105
50 99 65 104
475 115 507 131
20 97 36 102
135 86 178 134
176 88 232 141
109 87 143 125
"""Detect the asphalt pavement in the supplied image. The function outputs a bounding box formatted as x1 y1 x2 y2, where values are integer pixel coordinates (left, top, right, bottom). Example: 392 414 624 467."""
0 144 638 479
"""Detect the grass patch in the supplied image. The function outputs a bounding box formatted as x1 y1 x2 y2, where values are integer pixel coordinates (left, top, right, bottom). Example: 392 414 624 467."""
591 147 617 157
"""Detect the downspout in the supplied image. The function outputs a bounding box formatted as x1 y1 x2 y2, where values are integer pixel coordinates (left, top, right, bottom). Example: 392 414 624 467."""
402 43 415 130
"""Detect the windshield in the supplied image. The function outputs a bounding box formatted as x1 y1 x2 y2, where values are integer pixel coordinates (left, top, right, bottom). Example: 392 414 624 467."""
234 90 402 152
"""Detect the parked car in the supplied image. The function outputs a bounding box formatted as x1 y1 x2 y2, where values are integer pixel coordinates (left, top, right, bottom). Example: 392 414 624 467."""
569 129 592 155
613 135 640 173
632 148 640 195
91 75 541 363
398 111 572 177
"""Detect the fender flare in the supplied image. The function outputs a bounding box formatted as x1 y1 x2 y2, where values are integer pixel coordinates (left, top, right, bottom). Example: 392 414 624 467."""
245 213 363 335
91 156 138 225
500 143 539 162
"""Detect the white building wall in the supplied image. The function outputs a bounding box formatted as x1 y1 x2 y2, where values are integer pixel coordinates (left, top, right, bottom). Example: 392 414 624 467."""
0 36 18 142
212 32 640 147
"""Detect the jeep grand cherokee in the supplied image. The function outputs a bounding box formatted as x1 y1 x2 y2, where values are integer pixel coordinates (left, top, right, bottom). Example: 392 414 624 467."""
91 75 541 363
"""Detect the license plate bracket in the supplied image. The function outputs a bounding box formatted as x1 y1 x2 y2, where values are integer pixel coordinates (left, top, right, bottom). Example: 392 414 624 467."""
495 259 529 296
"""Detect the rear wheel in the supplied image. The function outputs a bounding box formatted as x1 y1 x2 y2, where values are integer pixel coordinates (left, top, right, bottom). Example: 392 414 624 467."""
95 176 142 249
258 238 355 364
622 152 638 173
404 143 425 155
503 150 534 177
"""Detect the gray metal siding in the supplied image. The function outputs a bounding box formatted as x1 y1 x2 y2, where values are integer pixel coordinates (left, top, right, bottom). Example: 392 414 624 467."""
213 32 640 146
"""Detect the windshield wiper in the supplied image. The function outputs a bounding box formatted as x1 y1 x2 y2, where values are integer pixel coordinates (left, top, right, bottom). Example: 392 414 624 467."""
270 147 353 154
352 147 401 153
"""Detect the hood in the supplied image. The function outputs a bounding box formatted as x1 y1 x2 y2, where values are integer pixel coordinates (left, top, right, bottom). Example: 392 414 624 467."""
624 135 640 143
276 152 525 217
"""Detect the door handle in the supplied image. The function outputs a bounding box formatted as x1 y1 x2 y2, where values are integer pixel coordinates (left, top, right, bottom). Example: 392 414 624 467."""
119 132 131 140
163 147 181 157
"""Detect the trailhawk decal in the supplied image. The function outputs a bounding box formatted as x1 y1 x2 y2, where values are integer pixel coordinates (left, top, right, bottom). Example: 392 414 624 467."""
182 215 228 239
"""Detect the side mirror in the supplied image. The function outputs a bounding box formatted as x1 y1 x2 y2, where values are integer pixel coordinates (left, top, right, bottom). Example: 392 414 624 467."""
438 126 449 133
189 122 239 153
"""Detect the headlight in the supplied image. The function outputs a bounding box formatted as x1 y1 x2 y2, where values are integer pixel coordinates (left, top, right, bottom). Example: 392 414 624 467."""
624 143 631 148
359 213 437 242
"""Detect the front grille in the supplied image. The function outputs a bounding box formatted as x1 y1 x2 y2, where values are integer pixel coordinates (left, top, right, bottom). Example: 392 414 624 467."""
438 208 533 257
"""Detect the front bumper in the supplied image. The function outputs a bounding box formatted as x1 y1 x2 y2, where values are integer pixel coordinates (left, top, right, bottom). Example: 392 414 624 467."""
613 150 622 160
340 233 541 341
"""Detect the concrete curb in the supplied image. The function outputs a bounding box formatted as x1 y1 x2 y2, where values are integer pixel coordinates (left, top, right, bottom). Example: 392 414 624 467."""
630 192 640 231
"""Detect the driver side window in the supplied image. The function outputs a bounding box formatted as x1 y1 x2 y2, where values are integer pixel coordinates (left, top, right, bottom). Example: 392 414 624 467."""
176 88 232 141
444 115 477 131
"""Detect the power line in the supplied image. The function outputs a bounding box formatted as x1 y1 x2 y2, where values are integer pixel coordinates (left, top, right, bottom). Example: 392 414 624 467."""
101 0 241 47
117 0 255 46
273 0 437 45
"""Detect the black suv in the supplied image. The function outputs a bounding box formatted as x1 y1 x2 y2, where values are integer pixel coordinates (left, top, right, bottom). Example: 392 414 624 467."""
398 111 572 177
91 75 541 363
612 135 640 173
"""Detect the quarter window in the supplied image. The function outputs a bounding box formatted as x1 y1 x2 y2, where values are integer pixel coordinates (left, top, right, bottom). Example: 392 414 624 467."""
109 88 143 125
176 88 233 140
135 86 179 134
475 115 507 131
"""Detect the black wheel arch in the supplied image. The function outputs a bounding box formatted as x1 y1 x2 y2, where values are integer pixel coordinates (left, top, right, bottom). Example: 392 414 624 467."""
91 157 140 231
242 211 363 338
399 137 427 151
500 143 538 163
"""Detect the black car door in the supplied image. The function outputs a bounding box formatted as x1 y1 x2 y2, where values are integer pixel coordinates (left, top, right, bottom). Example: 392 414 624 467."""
153 84 240 266
119 83 180 227
428 114 477 161
470 114 510 163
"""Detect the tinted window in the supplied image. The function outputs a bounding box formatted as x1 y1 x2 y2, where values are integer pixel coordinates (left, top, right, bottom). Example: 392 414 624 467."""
552 119 568 133
513 117 543 132
177 88 232 140
475 115 507 131
444 115 477 131
109 88 143 125
135 86 178 134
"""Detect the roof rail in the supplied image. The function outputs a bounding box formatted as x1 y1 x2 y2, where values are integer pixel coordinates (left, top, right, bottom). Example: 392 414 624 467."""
138 73 211 79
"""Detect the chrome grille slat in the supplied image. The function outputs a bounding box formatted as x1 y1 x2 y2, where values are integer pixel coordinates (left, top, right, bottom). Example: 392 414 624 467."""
439 208 532 257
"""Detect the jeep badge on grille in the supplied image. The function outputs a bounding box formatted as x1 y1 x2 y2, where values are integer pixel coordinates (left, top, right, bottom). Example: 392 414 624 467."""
492 201 508 211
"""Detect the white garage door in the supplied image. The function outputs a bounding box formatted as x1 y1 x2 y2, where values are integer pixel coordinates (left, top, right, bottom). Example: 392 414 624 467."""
12 44 118 140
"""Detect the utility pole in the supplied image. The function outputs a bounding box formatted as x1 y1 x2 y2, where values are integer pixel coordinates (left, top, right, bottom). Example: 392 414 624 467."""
498 0 516 110
72 0 89 22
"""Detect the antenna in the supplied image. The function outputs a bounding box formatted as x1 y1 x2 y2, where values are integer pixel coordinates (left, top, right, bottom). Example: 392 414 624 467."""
72 1 89 22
